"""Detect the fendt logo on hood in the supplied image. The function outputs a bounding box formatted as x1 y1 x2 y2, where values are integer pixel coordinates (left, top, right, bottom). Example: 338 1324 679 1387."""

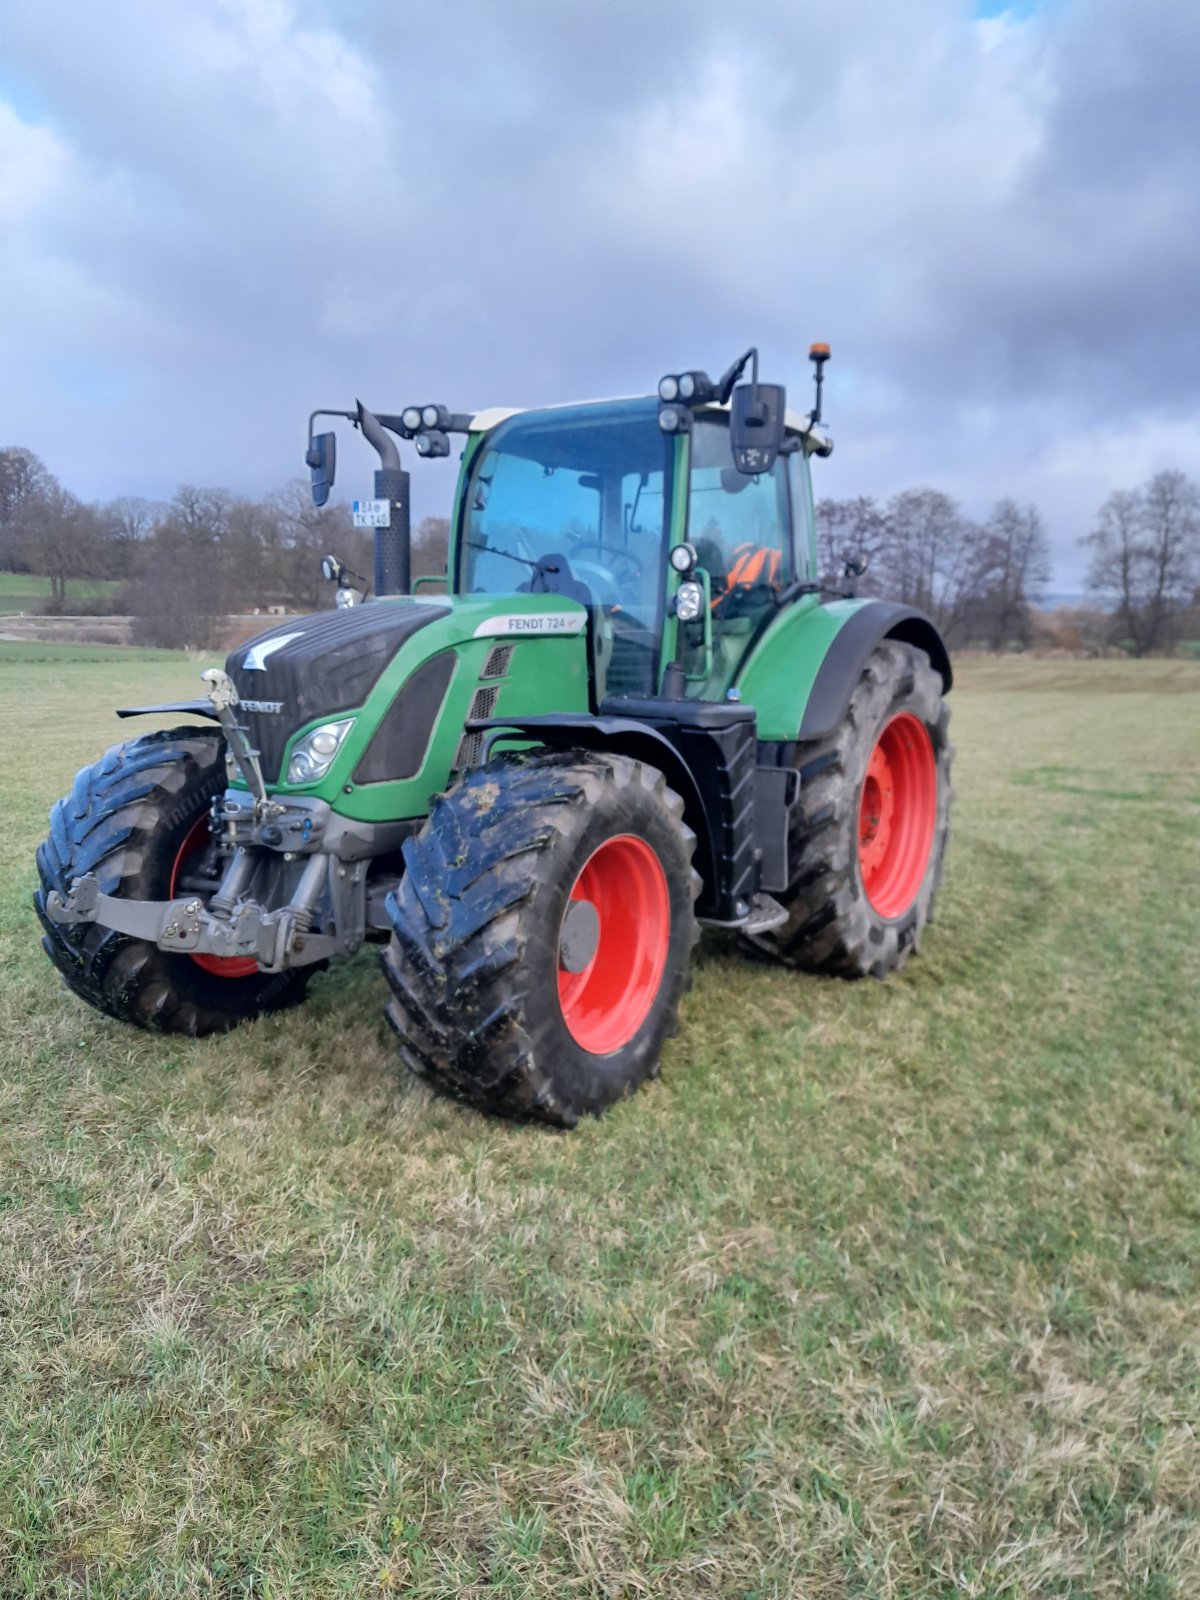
243 632 303 671
240 699 284 714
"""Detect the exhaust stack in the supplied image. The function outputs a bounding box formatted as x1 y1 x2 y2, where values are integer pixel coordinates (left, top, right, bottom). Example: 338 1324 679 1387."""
355 401 411 598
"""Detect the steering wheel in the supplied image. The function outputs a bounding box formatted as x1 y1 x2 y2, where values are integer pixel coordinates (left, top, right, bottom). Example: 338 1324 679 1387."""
570 541 643 588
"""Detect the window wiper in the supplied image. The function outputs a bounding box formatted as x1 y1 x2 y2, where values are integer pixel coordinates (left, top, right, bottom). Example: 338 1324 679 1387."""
467 540 558 574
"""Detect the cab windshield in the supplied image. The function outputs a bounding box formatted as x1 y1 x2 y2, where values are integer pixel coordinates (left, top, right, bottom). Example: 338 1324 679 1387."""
458 398 671 621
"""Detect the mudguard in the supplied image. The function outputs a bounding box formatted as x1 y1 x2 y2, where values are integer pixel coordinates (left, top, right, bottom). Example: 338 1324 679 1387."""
116 700 220 722
733 596 951 743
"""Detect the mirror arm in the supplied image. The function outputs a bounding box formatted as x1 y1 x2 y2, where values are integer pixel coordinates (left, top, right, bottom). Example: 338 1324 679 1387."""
307 407 356 440
718 348 756 404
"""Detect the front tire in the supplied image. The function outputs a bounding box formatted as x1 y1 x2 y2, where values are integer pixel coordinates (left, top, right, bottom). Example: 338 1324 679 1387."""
35 727 314 1035
748 641 954 976
382 750 700 1127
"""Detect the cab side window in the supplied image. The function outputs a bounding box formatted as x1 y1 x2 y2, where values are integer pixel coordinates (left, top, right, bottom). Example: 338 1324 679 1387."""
688 421 791 621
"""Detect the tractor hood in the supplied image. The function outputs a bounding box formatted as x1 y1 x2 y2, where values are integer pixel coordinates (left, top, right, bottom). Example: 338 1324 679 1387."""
227 600 449 782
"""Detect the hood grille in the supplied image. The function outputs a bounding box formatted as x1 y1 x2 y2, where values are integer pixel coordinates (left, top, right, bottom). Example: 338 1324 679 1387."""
226 601 448 781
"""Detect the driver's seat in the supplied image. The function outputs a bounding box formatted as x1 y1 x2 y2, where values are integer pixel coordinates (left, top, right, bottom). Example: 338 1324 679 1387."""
711 542 782 616
516 551 594 607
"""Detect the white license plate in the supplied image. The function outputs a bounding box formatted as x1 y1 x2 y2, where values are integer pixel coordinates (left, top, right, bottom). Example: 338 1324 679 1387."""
352 499 391 528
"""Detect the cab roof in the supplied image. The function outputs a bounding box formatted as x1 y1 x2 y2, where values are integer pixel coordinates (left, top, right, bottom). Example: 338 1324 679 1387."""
467 396 830 451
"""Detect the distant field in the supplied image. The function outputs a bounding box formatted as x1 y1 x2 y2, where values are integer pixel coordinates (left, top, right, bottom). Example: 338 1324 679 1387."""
0 645 1197 1598
0 571 122 614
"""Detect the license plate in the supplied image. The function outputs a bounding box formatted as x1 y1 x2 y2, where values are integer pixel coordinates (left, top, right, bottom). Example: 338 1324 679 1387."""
352 499 391 528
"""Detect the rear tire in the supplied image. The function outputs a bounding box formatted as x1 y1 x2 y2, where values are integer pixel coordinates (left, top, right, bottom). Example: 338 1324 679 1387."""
747 641 953 976
382 750 700 1127
35 727 313 1035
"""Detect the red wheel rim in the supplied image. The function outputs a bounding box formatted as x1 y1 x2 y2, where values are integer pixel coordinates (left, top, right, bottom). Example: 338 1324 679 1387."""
169 815 258 979
857 712 938 920
557 834 670 1055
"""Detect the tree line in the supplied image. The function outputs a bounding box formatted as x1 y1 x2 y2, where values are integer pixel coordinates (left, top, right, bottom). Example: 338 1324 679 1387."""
817 470 1199 655
2 444 1198 654
0 445 449 648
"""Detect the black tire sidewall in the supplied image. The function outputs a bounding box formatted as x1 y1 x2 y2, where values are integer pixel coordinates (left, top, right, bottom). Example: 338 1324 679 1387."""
119 750 296 1021
39 729 307 1030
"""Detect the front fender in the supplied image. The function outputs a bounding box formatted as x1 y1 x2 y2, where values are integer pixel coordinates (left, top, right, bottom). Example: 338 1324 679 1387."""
734 597 951 743
116 700 220 722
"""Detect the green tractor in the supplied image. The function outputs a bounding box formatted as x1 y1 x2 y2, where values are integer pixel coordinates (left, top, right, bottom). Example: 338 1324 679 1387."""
37 346 953 1126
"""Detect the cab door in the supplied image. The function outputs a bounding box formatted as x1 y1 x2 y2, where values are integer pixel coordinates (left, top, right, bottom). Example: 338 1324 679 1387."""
682 417 794 698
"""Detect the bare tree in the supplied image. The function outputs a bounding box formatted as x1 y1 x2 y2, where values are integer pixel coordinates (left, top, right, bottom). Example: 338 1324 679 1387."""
1083 472 1200 654
16 484 105 611
126 551 228 649
1139 470 1199 654
878 488 987 643
413 516 451 581
815 496 889 593
978 500 1052 649
272 481 365 610
101 495 164 579
0 447 53 569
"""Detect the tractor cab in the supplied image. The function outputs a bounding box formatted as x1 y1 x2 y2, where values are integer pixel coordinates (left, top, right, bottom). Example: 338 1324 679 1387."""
452 394 822 704
312 346 833 709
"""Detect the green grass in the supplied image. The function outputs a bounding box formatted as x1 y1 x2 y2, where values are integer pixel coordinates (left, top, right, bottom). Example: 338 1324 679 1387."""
1 644 1198 1598
0 572 122 614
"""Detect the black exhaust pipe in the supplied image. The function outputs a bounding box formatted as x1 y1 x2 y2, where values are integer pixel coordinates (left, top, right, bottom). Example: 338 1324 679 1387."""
355 401 411 597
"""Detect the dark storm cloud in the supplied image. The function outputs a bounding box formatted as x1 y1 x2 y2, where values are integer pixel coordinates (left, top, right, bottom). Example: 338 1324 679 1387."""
1 0 1197 583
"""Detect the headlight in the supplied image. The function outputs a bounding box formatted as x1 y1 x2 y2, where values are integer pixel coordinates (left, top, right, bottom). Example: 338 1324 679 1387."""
401 406 422 431
674 580 703 623
287 718 355 784
421 404 442 428
658 375 679 402
678 372 696 400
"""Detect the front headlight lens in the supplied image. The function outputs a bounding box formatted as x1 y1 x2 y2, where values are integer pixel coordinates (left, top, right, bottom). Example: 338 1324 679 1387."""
674 580 704 623
287 718 355 785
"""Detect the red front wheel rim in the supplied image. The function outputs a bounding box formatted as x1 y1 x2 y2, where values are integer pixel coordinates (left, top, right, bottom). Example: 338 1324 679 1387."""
170 815 259 979
557 834 670 1055
857 712 938 920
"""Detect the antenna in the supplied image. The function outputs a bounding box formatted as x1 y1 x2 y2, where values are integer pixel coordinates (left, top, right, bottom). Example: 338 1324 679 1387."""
809 343 830 425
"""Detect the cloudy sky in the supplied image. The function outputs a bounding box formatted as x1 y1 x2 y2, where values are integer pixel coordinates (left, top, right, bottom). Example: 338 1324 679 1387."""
2 0 1197 586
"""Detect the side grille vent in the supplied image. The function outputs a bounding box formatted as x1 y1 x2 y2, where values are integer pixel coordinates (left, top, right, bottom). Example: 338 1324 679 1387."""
469 685 498 720
454 683 501 772
481 644 514 679
455 731 485 771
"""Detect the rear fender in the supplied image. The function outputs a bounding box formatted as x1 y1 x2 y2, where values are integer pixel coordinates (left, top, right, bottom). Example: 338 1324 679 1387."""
734 597 951 742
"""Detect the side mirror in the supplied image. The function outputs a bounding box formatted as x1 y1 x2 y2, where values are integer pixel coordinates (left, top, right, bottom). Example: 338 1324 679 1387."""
306 431 337 507
320 554 344 583
730 381 786 475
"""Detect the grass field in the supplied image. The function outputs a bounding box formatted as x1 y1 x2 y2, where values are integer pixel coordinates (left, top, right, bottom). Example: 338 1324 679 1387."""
1 645 1197 1598
0 572 122 615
